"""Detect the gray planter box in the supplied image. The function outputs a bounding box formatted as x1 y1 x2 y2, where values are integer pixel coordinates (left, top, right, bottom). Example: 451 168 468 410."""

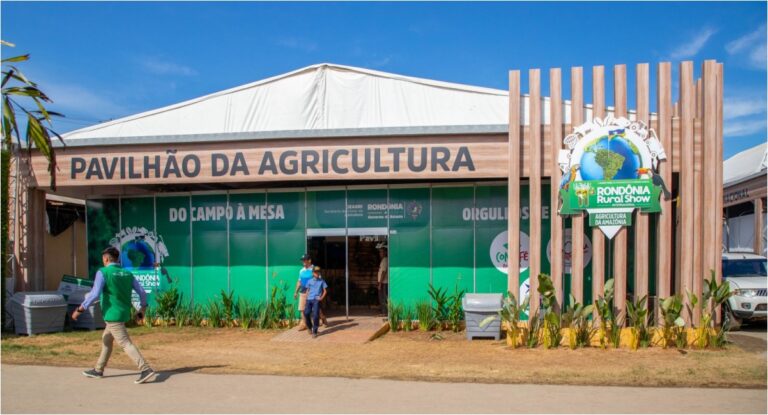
463 293 503 340
10 292 67 335
66 291 105 331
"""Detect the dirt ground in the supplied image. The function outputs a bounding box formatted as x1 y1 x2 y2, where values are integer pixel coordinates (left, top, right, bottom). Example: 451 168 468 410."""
2 326 766 388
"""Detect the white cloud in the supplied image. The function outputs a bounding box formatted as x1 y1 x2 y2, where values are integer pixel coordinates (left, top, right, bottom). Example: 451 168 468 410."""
724 95 767 120
725 24 767 70
275 37 318 52
41 82 128 121
140 58 197 76
724 118 767 137
667 27 717 60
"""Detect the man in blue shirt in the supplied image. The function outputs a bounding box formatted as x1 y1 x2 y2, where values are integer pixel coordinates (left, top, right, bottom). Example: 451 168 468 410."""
293 254 314 331
303 266 328 338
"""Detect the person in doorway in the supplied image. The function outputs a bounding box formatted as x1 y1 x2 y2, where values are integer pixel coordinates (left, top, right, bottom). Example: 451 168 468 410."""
377 243 389 316
304 266 328 338
294 254 314 330
73 247 157 384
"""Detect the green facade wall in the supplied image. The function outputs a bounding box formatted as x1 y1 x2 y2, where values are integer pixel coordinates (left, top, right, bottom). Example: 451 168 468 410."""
86 183 624 309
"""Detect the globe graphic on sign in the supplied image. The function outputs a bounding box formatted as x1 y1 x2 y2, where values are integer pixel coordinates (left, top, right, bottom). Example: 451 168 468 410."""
120 239 155 269
578 133 641 181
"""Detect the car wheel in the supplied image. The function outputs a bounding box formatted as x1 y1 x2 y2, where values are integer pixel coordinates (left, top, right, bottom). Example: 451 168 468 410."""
724 304 742 331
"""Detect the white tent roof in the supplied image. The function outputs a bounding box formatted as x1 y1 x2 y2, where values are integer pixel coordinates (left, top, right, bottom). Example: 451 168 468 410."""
61 63 636 145
723 142 768 186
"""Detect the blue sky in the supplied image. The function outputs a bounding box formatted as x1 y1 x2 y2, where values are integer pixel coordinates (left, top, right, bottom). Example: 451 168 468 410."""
2 1 766 158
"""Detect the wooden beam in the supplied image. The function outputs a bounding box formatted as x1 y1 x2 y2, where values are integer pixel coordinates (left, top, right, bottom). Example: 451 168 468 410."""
508 70 521 301
656 62 673 322
680 61 695 326
550 68 564 310
716 62 724 285
570 67 585 304
634 63 650 308
592 65 606 311
529 68 542 315
613 64 628 326
755 198 764 255
702 60 719 302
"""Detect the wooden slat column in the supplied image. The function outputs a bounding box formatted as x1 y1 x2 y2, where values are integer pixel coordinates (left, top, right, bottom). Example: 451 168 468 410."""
715 63 724 285
680 61 695 326
550 68 564 309
613 64 628 325
656 62 673 322
591 65 606 311
634 63 650 307
702 60 719 307
755 198 764 255
692 89 704 326
529 69 542 315
570 67 585 304
508 70 521 301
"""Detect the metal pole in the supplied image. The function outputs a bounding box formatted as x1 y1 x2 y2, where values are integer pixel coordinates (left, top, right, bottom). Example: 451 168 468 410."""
345 187 349 321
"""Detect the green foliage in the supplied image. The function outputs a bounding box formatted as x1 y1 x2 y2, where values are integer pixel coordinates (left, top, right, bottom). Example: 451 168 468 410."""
416 301 435 331
388 301 403 332
524 308 542 348
258 285 292 329
190 303 205 327
1 149 7 328
627 295 652 349
447 285 465 332
402 305 413 332
562 294 596 349
143 306 154 328
2 42 64 189
538 273 561 349
155 285 180 326
206 299 223 328
428 284 450 329
237 298 261 330
659 294 686 349
688 271 734 348
174 302 190 328
596 278 621 348
220 289 236 327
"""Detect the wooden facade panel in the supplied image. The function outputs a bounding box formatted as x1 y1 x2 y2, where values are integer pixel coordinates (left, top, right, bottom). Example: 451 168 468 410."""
528 69 542 315
634 63 650 305
508 70 522 301
613 64 628 325
550 68 564 309
591 65 606 309
680 61 695 326
570 67 585 304
656 62 673 317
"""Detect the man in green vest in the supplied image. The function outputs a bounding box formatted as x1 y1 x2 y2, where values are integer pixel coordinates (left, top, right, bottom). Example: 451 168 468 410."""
72 247 157 384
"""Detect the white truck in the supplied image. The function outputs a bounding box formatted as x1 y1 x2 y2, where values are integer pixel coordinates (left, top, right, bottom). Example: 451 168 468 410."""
722 252 767 330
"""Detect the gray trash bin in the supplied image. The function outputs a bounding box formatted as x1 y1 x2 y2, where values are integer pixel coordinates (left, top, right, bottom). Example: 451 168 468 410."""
10 292 67 335
66 291 105 330
463 293 503 340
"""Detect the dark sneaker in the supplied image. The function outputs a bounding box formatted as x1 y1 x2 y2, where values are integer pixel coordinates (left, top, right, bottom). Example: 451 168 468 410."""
82 369 103 378
134 369 157 384
312 332 318 338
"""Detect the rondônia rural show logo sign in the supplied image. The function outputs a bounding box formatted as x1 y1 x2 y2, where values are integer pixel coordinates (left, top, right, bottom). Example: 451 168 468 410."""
110 227 170 303
558 116 670 238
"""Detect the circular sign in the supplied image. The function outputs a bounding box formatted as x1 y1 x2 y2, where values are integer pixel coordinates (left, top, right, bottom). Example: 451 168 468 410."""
546 228 592 273
490 230 530 274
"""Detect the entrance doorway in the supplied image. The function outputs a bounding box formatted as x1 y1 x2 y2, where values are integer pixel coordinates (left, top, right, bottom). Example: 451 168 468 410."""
306 232 388 318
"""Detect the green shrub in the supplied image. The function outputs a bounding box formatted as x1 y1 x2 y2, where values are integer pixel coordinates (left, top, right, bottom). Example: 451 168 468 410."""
221 289 236 327
659 294 685 348
388 301 403 332
627 294 652 349
174 302 191 328
447 285 465 332
190 303 205 327
524 308 542 348
416 301 435 331
155 285 180 326
596 278 621 348
402 305 414 332
562 294 595 349
538 273 562 349
428 284 450 330
206 299 223 328
143 306 155 328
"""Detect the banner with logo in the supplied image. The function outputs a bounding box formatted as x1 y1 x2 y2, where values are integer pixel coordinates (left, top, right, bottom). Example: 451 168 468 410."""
388 187 431 306
558 116 667 238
